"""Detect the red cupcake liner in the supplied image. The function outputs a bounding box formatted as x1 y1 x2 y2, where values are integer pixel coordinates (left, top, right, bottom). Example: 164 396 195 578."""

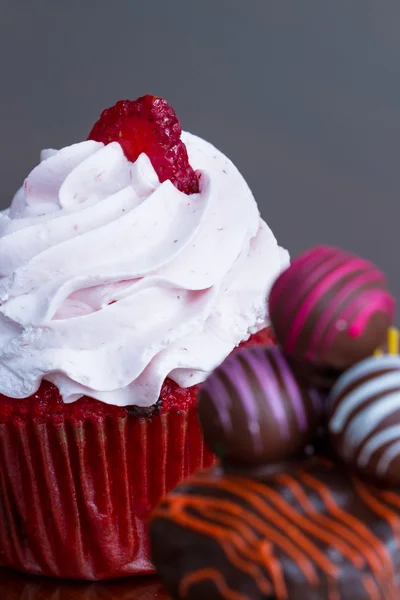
0 327 274 580
0 404 214 580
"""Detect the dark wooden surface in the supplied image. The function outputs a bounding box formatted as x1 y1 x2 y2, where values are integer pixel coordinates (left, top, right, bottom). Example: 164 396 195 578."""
0 568 170 599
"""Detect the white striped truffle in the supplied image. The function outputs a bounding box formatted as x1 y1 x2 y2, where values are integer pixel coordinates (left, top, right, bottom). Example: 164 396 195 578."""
328 354 400 485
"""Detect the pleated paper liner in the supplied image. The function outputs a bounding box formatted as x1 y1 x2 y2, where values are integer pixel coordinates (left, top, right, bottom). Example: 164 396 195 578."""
0 401 214 580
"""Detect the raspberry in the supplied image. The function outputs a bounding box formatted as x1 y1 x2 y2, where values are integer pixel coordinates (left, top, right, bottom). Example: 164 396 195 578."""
88 95 199 195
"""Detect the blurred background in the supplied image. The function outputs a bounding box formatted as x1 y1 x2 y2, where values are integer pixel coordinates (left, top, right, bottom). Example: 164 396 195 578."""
1 1 399 296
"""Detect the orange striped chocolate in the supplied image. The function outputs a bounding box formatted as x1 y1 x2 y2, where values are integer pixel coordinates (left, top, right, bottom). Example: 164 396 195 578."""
150 456 399 599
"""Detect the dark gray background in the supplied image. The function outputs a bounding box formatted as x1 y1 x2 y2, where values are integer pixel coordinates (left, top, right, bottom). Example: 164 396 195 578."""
1 1 399 297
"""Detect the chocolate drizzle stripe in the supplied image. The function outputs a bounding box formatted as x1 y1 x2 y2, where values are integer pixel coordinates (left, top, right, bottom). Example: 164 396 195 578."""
293 268 366 362
285 256 375 354
378 440 400 475
330 369 400 432
221 540 266 590
349 289 395 336
275 248 344 315
253 484 363 568
272 349 307 431
224 477 346 575
329 356 400 408
274 251 347 345
379 490 400 508
358 425 400 469
352 479 400 537
344 388 400 451
155 490 319 585
157 497 270 589
186 477 335 577
258 540 288 599
310 276 385 361
327 584 340 600
241 350 290 440
322 287 394 352
268 246 334 307
309 388 323 415
197 492 320 581
180 568 251 600
199 507 273 593
362 575 383 600
276 474 383 576
219 359 262 451
204 375 233 433
307 270 383 355
299 472 394 576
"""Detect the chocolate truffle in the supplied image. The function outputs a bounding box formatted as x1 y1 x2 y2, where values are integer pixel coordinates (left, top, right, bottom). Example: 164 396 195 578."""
329 354 400 486
269 245 395 376
150 455 399 600
198 346 323 466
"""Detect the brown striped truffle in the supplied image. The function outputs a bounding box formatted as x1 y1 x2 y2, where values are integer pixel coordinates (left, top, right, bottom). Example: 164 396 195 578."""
198 346 324 466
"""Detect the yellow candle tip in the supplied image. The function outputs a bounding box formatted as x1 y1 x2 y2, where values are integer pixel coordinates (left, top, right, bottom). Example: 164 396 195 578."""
388 327 399 355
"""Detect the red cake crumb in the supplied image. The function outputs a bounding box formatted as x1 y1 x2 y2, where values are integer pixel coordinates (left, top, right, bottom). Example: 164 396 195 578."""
88 95 199 195
159 378 198 415
0 381 126 424
0 329 275 423
238 327 276 349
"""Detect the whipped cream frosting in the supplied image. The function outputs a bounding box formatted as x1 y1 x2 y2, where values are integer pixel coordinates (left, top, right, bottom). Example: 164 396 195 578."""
0 132 289 406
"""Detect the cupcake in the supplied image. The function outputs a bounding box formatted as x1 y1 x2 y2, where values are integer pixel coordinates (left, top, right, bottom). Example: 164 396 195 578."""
0 95 289 580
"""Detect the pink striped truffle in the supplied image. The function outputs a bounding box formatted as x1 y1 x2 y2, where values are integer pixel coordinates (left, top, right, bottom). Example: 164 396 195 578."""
269 246 395 373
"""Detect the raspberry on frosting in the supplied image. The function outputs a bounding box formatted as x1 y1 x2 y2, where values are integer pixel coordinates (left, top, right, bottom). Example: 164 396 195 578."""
88 95 199 195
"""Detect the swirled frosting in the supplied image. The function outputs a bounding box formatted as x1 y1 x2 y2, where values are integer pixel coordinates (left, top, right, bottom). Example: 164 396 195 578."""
0 132 289 406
